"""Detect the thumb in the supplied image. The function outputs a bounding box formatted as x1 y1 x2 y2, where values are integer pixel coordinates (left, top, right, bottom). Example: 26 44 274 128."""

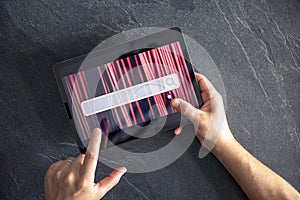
171 98 200 124
96 167 127 198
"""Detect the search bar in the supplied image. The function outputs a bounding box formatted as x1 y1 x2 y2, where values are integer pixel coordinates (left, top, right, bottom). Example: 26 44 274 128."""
81 73 180 116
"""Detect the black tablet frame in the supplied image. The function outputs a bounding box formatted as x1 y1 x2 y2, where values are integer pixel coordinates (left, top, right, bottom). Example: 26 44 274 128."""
53 27 203 153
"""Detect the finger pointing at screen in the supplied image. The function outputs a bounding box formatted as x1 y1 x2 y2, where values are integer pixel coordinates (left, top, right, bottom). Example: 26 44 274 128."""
44 128 127 200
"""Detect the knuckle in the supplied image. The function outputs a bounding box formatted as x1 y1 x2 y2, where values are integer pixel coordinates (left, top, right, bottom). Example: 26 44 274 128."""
63 173 73 187
109 175 119 185
84 151 96 161
180 103 189 115
54 171 61 180
111 178 118 186
76 154 85 165
44 168 53 179
76 179 88 190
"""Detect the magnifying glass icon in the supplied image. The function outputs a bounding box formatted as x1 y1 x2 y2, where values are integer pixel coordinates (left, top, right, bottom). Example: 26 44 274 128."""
166 77 176 86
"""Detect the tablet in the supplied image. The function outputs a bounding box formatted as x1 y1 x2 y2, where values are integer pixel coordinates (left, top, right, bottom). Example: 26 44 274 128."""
53 27 203 152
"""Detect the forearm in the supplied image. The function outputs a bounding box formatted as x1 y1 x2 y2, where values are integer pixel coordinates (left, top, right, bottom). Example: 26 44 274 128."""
212 130 299 200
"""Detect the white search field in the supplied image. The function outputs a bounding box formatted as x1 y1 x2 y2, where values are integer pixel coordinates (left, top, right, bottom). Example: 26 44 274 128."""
81 73 180 116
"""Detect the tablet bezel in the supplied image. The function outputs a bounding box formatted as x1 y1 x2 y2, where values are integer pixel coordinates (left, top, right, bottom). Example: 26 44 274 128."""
53 27 203 153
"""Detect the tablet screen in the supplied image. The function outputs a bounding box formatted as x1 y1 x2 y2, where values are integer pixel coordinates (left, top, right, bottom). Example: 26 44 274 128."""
61 41 199 142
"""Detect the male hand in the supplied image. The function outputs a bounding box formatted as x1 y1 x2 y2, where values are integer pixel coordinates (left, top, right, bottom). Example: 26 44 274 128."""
171 73 235 151
44 128 126 200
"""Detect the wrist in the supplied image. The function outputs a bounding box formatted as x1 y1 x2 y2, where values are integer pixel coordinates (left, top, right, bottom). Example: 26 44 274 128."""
211 128 237 156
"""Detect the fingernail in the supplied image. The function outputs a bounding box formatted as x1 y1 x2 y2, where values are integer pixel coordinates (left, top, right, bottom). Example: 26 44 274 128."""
117 167 127 174
171 99 180 108
93 128 102 135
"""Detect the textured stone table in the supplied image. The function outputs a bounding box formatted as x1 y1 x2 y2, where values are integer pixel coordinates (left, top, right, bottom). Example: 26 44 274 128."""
0 0 299 199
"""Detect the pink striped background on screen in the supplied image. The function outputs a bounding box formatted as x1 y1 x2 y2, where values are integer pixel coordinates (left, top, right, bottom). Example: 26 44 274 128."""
63 41 198 140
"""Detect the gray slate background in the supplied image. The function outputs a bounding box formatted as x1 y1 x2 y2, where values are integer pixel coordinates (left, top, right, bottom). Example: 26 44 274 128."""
0 0 299 199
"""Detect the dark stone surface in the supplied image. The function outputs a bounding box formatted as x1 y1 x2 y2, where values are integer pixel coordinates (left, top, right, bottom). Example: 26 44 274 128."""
0 0 299 199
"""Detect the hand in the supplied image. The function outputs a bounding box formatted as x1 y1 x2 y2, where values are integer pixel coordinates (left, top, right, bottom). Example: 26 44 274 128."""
171 73 235 151
44 128 127 200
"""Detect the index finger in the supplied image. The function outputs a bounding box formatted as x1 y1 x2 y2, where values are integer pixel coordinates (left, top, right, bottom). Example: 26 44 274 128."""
82 128 102 181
